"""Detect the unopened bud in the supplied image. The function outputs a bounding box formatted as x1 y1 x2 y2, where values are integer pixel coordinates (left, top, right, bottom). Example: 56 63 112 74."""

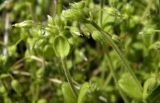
13 20 33 28
70 1 85 9
62 9 84 21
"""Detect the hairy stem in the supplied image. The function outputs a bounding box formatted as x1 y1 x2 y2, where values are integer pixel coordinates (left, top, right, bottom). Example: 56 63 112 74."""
88 20 143 92
105 52 129 103
61 58 78 98
49 0 57 16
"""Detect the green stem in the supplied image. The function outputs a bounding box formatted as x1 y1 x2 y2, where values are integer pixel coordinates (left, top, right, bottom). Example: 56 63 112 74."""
32 83 39 103
153 30 160 32
99 0 104 27
88 20 143 92
155 52 160 79
3 9 9 57
61 58 78 98
57 0 63 16
105 52 118 84
158 0 160 15
103 71 112 86
141 0 154 20
105 52 129 103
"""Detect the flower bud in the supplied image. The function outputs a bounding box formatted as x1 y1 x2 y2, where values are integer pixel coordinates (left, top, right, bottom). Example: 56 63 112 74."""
92 31 101 41
0 85 7 95
37 98 47 103
70 27 81 36
47 15 55 27
70 1 85 9
112 35 120 42
149 41 160 50
11 79 21 94
13 20 33 28
36 68 45 79
107 7 120 16
62 9 84 21
122 4 134 15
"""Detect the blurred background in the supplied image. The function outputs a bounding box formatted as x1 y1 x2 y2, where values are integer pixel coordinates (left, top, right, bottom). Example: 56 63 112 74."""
0 0 160 103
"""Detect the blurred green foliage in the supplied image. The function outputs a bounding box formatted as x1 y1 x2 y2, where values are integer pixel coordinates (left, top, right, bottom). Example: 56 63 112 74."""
0 0 160 103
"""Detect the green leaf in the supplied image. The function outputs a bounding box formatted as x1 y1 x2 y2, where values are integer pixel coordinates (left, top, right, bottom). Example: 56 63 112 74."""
4 97 12 103
78 82 90 103
11 80 22 95
37 98 47 103
143 77 160 103
146 85 160 103
149 41 160 51
131 100 144 103
47 15 55 27
118 73 143 100
0 73 10 79
62 83 77 103
53 35 70 58
143 77 157 99
44 45 55 59
36 68 45 79
0 85 7 95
